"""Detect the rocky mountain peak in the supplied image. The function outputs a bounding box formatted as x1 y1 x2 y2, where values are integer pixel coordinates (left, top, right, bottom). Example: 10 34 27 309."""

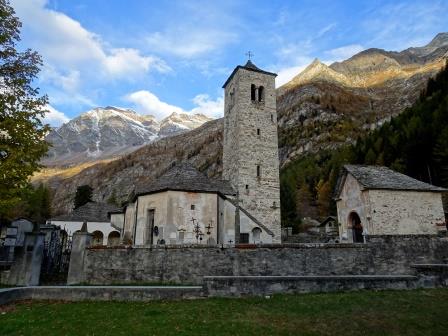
426 32 448 49
280 58 350 91
43 107 213 166
159 112 213 137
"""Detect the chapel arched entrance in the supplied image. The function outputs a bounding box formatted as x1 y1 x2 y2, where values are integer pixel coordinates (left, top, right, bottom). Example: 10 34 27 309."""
348 212 364 243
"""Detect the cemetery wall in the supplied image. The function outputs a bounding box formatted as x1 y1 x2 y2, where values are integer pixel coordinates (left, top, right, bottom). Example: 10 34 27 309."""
77 235 448 285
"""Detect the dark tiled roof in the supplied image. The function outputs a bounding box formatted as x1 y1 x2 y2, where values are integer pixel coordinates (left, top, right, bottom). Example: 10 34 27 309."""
50 202 119 223
108 207 125 215
222 60 277 88
334 165 447 199
134 163 235 200
319 216 337 227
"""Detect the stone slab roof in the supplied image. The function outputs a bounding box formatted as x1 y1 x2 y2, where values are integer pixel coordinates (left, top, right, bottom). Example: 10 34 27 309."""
134 163 235 201
335 165 447 199
222 60 277 88
319 216 337 227
50 202 119 223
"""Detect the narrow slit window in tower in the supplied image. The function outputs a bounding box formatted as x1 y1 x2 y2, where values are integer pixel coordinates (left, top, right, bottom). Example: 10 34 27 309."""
258 86 264 102
251 84 256 101
257 128 260 136
256 165 261 178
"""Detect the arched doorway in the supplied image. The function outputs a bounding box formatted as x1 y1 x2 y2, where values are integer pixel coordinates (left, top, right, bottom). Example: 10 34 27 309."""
348 212 364 243
107 231 120 247
92 230 104 246
252 227 262 243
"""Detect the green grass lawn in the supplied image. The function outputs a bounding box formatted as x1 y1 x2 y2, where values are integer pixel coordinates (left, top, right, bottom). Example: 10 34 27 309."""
1 289 448 335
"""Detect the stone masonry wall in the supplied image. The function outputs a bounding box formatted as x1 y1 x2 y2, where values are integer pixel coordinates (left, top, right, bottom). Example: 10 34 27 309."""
223 67 281 242
79 235 448 285
368 190 444 235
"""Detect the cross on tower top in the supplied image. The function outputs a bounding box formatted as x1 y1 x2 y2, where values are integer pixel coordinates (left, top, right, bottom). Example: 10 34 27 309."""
245 51 254 60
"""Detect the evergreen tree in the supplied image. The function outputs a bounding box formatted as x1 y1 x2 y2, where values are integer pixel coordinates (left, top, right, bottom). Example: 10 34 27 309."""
23 183 51 223
74 185 93 209
107 188 119 206
0 0 49 221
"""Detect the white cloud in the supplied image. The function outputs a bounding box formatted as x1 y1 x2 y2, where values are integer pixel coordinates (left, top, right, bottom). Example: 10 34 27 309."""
125 91 223 120
103 48 171 77
189 94 224 118
147 30 237 58
276 64 309 87
325 44 364 61
11 0 169 78
41 66 80 92
316 23 337 38
41 105 70 126
125 91 184 120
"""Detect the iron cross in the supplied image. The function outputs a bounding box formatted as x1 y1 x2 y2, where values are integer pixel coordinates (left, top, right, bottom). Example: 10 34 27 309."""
245 51 254 60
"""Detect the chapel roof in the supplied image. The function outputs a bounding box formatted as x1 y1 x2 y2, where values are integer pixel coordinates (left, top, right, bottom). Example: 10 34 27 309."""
334 165 447 199
319 216 337 227
50 202 119 223
133 163 235 201
222 60 277 88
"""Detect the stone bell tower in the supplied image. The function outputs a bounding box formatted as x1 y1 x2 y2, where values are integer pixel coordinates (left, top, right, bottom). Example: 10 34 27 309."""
222 59 281 243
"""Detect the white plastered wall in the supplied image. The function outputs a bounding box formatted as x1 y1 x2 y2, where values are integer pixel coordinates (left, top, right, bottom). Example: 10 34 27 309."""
220 197 273 244
336 173 370 242
50 221 119 245
134 191 219 246
123 202 136 243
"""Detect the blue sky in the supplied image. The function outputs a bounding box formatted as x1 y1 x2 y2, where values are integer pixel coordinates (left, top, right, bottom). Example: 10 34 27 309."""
10 0 448 125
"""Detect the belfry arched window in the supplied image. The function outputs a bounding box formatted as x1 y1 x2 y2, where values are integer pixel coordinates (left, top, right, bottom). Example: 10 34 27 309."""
251 84 256 101
258 86 264 102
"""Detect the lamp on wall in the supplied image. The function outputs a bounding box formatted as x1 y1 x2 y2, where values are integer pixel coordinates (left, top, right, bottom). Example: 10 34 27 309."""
270 201 279 209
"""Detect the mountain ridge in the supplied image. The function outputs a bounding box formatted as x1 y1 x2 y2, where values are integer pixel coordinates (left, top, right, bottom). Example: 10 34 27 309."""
43 106 213 166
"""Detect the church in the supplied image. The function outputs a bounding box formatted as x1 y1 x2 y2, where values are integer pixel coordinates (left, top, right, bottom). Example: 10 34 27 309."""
110 60 282 245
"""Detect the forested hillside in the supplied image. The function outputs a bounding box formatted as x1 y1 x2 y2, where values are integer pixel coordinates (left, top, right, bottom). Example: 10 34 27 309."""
280 61 448 230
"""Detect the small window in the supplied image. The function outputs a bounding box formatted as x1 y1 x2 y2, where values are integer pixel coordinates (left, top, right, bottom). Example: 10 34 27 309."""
191 204 195 210
256 165 261 178
240 233 249 244
258 86 264 102
257 128 260 136
245 184 249 190
271 114 274 122
251 84 256 101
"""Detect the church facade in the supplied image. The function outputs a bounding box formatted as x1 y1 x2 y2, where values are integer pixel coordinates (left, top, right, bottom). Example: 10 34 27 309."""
110 60 282 245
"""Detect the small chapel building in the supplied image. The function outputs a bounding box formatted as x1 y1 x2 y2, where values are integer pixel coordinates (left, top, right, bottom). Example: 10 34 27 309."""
110 59 282 245
334 165 447 242
115 163 274 245
48 202 121 246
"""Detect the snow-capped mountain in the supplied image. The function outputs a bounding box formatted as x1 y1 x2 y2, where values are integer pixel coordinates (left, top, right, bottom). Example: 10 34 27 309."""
43 106 213 166
159 112 212 137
